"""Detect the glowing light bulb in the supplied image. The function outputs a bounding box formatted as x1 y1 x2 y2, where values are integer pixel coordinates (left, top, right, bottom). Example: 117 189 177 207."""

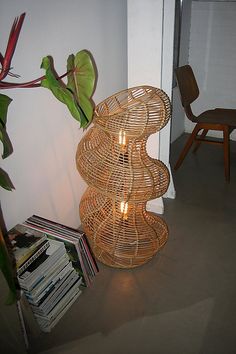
118 130 126 151
120 201 128 220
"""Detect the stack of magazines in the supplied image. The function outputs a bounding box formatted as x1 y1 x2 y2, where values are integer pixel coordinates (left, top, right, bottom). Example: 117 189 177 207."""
23 215 99 287
7 217 98 333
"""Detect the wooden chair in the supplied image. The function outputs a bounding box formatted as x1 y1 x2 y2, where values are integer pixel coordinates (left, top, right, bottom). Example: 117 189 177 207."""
174 65 236 181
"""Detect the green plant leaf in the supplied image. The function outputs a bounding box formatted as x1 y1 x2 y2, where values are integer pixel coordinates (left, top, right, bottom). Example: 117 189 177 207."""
0 168 14 191
0 229 16 304
0 94 13 159
0 94 12 126
0 129 13 160
67 50 96 123
40 56 88 128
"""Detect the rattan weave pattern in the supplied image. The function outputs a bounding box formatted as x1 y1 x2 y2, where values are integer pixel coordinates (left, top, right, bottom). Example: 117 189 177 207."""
79 187 168 268
94 86 171 138
77 85 171 268
76 127 170 202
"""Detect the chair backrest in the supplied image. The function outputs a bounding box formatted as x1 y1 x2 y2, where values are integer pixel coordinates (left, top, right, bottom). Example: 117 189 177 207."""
175 65 199 121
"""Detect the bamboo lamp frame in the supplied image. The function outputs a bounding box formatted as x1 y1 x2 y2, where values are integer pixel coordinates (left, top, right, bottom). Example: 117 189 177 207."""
76 86 171 268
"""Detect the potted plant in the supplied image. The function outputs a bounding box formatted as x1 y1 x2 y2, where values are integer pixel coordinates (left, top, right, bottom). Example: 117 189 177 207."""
0 13 96 303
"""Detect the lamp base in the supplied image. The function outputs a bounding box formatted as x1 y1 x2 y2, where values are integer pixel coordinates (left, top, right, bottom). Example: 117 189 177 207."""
80 187 168 268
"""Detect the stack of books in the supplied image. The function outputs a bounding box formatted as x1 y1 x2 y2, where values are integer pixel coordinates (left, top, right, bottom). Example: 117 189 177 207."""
7 224 49 273
7 218 98 333
23 215 99 287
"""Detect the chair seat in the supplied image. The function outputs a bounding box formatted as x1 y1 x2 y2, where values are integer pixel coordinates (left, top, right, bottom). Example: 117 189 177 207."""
196 108 236 126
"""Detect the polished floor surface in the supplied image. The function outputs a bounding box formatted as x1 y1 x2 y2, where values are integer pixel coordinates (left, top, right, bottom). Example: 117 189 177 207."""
4 134 236 354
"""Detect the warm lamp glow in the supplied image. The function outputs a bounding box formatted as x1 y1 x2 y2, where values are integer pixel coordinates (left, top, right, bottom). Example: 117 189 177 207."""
118 130 126 150
77 86 171 268
120 201 128 219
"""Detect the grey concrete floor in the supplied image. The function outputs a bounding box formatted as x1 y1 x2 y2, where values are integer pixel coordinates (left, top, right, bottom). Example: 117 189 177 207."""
3 133 236 354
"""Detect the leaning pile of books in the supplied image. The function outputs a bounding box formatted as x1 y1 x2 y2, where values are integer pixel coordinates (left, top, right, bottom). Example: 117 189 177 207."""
24 215 99 287
7 216 98 333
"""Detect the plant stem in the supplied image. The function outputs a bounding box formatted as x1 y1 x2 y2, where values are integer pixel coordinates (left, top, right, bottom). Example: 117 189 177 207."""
0 70 71 90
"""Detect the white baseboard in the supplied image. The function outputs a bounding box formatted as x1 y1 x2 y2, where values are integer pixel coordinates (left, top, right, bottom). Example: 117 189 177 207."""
146 198 164 214
164 163 176 199
146 163 176 215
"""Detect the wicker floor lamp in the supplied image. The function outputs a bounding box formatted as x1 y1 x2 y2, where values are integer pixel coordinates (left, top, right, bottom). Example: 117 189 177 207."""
76 86 171 268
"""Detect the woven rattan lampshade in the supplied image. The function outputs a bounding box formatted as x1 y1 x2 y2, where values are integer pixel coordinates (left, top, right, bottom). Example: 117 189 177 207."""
76 86 171 268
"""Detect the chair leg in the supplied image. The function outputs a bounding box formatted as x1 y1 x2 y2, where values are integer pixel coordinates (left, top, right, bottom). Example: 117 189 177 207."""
223 126 230 182
174 124 201 170
192 129 208 153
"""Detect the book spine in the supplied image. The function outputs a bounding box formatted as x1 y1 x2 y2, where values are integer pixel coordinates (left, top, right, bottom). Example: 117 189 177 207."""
26 216 84 239
32 272 80 316
35 282 81 322
18 246 68 289
23 222 75 242
27 262 73 305
30 215 84 234
81 235 99 274
36 290 82 333
78 238 95 279
19 252 69 291
24 222 91 287
72 240 91 287
17 241 50 276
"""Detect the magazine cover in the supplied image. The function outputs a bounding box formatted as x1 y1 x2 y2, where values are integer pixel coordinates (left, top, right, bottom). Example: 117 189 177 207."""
7 224 47 268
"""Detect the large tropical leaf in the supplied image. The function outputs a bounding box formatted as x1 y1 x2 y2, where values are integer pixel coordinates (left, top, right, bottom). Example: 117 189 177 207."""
67 50 96 123
0 168 14 191
40 56 88 128
0 229 16 304
0 93 13 159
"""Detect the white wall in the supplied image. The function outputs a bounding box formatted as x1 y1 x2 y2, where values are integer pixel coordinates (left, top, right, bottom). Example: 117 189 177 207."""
127 0 176 214
127 0 163 89
160 0 176 200
127 0 163 160
0 0 127 230
187 1 236 140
